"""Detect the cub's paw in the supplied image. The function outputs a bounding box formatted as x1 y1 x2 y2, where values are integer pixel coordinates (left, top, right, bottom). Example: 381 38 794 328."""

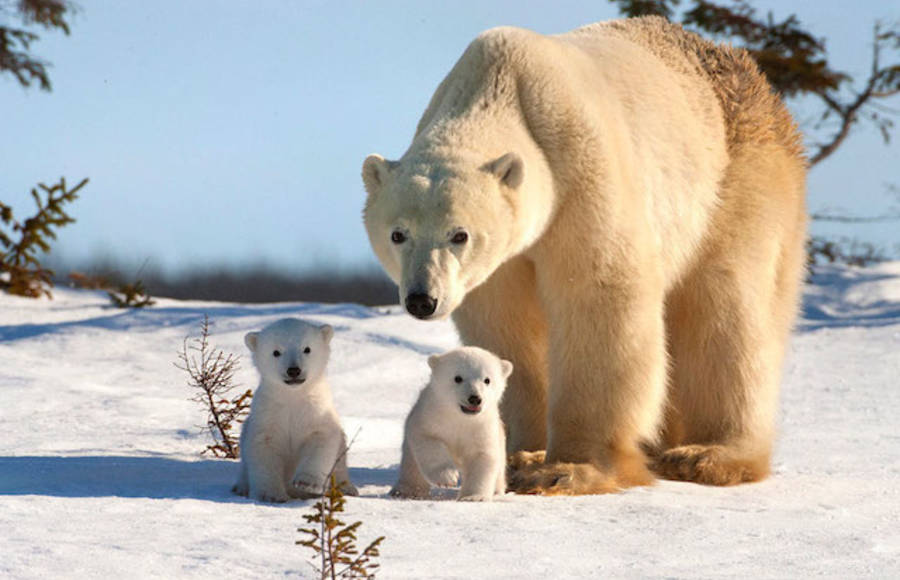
508 461 619 496
254 490 290 503
339 480 360 496
388 485 429 500
457 493 491 502
429 466 460 488
291 476 325 499
651 444 768 486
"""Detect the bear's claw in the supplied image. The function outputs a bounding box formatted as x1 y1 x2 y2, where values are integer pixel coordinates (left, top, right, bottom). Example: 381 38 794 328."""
507 460 620 496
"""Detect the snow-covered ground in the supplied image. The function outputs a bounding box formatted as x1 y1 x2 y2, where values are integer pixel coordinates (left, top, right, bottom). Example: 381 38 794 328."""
1 263 899 579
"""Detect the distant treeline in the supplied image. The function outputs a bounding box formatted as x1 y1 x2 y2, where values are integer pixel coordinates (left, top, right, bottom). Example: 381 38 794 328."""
54 260 399 306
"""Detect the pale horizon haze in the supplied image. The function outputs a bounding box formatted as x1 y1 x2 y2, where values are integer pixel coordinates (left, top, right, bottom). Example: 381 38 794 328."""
2 0 898 276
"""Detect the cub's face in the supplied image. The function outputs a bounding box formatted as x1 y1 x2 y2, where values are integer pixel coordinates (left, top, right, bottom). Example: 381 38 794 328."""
245 318 334 387
427 347 513 416
362 152 524 320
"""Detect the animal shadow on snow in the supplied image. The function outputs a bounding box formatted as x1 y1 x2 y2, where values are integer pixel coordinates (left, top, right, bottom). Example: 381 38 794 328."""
0 456 394 503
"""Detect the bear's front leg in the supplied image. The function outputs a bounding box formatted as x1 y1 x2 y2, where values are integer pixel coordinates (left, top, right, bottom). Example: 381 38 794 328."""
390 436 438 499
243 436 292 503
410 432 459 488
508 269 667 495
458 453 503 501
292 429 343 498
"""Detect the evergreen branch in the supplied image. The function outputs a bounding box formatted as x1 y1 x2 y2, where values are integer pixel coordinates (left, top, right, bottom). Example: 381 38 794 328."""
296 431 383 579
1 176 86 297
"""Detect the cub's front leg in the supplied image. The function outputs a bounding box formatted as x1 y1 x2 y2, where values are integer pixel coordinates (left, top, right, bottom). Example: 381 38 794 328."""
458 453 504 501
390 431 457 499
292 427 343 498
242 427 292 503
412 433 458 488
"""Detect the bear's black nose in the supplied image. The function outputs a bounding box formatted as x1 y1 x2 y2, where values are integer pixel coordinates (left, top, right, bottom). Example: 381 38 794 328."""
467 394 482 406
405 293 437 319
286 366 302 378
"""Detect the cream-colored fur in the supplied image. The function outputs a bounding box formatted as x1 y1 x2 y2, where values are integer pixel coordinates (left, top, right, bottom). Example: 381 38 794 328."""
363 17 806 494
391 347 512 501
232 318 358 502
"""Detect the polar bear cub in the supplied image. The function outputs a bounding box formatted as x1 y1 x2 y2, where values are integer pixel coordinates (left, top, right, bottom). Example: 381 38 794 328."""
391 346 513 501
232 318 357 502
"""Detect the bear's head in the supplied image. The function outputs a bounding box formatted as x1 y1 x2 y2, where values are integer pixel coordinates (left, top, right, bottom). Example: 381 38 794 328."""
244 318 334 387
362 151 536 320
427 346 513 416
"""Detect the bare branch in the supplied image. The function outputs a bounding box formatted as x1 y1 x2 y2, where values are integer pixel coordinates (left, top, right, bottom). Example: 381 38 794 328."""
808 21 899 166
175 315 250 459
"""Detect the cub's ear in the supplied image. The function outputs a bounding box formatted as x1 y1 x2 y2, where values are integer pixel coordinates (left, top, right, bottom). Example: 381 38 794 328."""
320 324 334 345
362 154 396 196
500 359 514 379
427 354 442 370
244 332 259 353
489 152 524 189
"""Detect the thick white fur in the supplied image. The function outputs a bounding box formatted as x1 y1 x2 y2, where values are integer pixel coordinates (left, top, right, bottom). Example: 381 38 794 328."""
363 18 807 493
391 347 513 501
232 318 357 502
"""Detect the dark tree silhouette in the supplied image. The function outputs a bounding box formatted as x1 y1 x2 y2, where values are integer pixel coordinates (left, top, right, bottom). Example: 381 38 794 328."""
0 0 74 91
609 0 900 167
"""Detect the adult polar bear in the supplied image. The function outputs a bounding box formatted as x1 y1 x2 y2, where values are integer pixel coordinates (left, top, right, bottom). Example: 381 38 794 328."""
362 17 807 494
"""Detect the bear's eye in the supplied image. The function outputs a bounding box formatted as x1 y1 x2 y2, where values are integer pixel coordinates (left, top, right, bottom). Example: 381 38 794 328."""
484 377 491 384
273 350 281 357
391 230 407 244
304 347 311 354
454 375 463 383
450 231 468 245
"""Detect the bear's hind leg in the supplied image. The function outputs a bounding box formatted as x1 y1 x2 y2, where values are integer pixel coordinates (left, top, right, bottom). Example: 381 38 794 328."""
657 147 806 486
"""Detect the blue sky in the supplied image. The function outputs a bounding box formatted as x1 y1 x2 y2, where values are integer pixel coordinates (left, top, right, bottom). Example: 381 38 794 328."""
2 0 898 274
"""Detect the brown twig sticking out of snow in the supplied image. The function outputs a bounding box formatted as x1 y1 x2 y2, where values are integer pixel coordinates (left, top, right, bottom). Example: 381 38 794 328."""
175 314 251 459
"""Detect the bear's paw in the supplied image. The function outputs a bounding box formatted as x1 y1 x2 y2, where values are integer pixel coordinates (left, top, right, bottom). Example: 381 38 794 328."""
508 461 620 496
651 444 768 486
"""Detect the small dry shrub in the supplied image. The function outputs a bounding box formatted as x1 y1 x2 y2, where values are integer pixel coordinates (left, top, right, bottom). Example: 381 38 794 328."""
175 315 251 458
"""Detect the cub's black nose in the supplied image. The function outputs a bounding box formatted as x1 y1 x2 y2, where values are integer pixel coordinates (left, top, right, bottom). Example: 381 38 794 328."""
467 395 482 406
286 366 302 378
405 293 437 319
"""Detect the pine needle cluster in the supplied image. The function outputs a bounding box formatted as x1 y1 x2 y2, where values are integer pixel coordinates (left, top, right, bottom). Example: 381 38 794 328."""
175 315 251 458
298 474 385 579
1 177 87 298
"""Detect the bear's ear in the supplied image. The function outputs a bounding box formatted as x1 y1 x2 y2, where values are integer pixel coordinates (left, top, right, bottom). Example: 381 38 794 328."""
427 354 441 370
489 152 524 189
362 154 396 196
500 359 514 379
320 324 334 345
244 332 259 353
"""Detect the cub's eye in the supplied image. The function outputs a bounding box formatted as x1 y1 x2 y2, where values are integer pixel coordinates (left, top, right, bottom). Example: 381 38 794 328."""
273 350 281 357
484 377 491 384
391 230 407 244
454 375 463 383
450 231 469 245
304 347 311 354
